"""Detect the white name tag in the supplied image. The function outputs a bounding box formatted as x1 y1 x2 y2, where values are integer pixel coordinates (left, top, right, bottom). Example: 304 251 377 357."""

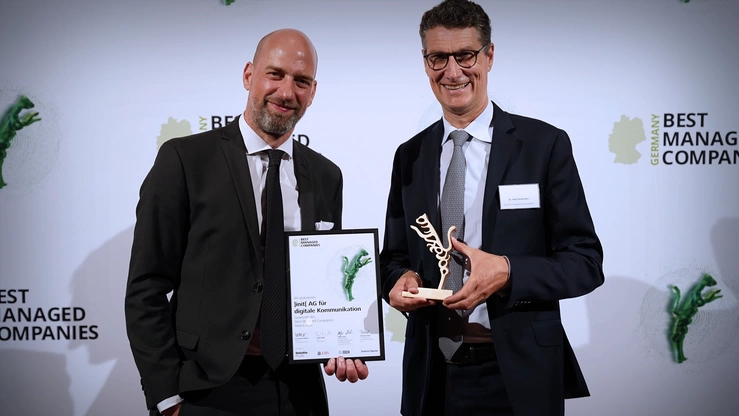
499 184 540 210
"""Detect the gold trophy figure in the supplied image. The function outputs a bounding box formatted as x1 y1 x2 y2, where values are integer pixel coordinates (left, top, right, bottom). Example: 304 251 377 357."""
401 213 456 300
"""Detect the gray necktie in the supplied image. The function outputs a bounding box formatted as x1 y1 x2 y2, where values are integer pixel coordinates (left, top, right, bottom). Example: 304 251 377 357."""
438 129 469 360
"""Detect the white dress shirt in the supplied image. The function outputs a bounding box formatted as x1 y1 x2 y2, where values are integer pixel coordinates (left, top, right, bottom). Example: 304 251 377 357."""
239 115 301 233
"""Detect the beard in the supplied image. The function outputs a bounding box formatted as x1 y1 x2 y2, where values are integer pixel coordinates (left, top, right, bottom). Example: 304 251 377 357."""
250 97 305 137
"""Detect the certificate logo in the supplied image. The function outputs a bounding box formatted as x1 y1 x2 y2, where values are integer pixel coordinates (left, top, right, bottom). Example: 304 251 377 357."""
298 237 320 247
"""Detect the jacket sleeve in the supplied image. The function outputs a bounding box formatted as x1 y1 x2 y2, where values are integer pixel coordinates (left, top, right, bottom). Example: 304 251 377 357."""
379 146 412 303
124 141 189 410
505 129 604 307
332 166 343 230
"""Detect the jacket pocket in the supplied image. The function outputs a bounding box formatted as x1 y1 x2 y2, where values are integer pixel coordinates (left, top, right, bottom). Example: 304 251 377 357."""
176 327 200 351
531 320 563 347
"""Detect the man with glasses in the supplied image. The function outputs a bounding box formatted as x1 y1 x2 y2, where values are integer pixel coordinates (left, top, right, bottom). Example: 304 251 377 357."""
380 1 604 415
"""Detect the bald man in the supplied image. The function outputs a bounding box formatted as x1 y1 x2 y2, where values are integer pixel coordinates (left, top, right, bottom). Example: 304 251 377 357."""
125 29 367 416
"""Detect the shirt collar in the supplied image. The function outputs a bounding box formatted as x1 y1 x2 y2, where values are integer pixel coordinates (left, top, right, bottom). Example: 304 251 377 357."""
238 113 294 158
441 100 494 144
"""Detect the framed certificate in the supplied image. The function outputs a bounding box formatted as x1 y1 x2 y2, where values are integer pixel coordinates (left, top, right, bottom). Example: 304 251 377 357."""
285 229 385 364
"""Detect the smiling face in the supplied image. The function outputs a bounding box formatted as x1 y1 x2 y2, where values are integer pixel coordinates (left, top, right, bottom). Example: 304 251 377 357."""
243 29 318 145
423 26 493 127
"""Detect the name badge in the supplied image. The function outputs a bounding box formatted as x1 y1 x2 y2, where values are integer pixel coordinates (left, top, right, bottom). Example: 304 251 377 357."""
499 184 540 210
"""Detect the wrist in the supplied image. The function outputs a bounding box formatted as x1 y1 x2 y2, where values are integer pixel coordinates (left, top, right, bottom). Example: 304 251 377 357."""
499 256 511 291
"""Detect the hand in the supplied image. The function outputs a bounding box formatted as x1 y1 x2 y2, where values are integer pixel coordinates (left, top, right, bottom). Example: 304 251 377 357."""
442 237 509 310
324 356 369 382
161 403 181 416
388 271 436 312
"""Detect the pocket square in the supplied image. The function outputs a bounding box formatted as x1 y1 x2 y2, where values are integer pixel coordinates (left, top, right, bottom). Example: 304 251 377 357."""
315 221 334 231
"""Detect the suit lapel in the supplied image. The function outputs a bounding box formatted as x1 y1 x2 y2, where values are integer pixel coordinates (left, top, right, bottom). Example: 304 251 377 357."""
422 121 443 232
220 116 262 260
481 103 518 319
293 142 316 231
421 121 444 284
481 102 517 249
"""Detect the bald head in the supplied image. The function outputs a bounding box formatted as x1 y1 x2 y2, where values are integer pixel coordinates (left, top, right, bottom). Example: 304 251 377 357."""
253 29 318 77
242 28 319 146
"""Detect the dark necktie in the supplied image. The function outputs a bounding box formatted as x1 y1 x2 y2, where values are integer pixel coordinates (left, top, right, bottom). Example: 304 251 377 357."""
261 149 287 370
438 129 469 360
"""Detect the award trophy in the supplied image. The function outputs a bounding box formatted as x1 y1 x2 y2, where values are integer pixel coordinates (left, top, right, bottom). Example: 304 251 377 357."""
401 213 457 300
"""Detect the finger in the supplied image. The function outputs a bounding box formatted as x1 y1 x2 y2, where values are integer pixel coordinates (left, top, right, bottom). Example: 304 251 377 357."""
390 285 432 308
396 292 434 304
400 276 420 294
391 295 435 312
355 359 369 380
344 359 359 383
403 296 436 307
444 298 469 310
324 358 336 375
443 286 473 310
336 356 347 381
442 295 464 309
389 278 418 309
451 236 471 256
444 293 472 309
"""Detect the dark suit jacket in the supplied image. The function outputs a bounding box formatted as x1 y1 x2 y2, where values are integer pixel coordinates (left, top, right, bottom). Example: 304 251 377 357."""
380 102 604 416
125 116 342 412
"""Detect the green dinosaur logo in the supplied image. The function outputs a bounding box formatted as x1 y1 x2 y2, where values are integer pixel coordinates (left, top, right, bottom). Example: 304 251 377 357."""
341 248 372 301
1 96 41 189
669 273 722 363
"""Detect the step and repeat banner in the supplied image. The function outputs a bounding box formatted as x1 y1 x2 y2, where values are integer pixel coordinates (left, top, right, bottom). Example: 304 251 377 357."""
1 0 737 415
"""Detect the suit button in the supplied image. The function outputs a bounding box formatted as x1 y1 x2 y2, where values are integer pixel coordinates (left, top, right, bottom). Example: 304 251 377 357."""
253 282 264 292
240 331 251 341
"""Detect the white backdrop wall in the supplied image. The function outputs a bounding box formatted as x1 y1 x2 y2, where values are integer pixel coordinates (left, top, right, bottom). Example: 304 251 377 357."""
1 0 738 415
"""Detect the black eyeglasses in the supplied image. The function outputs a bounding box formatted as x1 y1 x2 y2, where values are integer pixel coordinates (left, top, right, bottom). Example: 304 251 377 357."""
423 44 488 70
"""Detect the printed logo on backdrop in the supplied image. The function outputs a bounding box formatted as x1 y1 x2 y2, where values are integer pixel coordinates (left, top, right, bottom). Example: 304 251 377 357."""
0 87 61 196
0 289 98 341
608 112 738 166
157 116 311 150
639 263 738 371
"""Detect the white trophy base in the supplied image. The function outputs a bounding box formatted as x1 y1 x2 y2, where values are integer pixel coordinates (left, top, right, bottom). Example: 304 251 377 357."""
401 287 453 301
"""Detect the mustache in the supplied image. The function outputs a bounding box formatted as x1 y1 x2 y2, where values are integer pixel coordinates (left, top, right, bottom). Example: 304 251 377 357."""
266 98 298 110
